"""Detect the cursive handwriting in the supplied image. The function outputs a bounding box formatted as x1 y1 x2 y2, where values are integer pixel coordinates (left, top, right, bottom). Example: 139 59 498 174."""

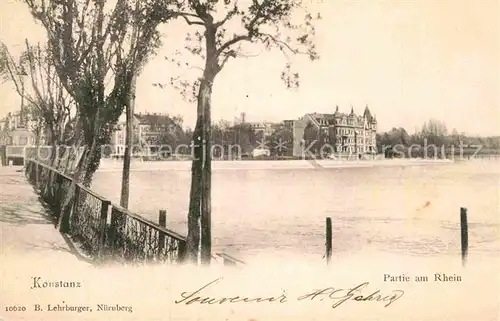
297 282 405 308
175 278 288 305
174 279 405 309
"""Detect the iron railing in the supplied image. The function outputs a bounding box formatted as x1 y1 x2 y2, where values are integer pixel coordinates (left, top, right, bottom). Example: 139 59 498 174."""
24 158 187 264
107 206 187 263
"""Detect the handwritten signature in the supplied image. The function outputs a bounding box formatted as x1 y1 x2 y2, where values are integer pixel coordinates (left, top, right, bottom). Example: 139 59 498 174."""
174 278 405 309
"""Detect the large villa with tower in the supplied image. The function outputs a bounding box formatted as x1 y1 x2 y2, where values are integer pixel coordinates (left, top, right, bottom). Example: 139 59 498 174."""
292 105 378 158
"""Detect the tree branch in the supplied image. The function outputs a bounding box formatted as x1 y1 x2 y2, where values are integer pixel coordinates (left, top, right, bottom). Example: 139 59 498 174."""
216 50 236 72
0 44 36 107
217 35 250 56
261 33 308 56
178 12 205 25
215 0 271 56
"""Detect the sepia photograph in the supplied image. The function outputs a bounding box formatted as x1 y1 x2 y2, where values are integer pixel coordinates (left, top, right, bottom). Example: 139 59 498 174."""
0 0 499 320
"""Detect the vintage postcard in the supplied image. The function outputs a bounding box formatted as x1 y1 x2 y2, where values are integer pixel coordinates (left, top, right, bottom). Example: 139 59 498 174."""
0 0 499 320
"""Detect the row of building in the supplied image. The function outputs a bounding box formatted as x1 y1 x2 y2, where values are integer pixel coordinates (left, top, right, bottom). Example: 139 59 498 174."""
1 105 378 158
246 105 378 157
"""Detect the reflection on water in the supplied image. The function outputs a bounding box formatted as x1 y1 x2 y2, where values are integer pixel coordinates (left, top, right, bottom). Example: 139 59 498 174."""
92 160 500 262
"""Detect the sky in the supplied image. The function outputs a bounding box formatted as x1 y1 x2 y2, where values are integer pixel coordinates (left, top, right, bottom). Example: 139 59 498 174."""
0 0 499 136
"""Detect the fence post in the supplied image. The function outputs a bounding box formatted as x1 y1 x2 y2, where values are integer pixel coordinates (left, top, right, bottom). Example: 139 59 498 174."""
158 210 167 255
98 200 111 260
71 184 81 218
54 174 63 215
108 207 126 260
326 217 332 265
58 182 77 233
25 159 30 181
158 210 167 226
178 240 187 263
31 161 34 183
460 207 468 267
107 207 117 258
35 163 40 188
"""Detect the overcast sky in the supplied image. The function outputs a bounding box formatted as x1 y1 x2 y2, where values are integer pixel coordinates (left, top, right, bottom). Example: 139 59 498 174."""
1 0 498 135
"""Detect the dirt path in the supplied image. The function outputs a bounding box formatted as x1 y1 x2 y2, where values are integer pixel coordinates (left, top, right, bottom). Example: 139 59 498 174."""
0 166 89 265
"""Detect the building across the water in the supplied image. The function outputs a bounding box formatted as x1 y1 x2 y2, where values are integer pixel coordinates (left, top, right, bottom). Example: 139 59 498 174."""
292 105 378 158
109 112 180 157
247 121 281 137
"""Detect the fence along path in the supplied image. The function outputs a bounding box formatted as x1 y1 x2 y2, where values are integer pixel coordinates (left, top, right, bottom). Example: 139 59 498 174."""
25 158 187 264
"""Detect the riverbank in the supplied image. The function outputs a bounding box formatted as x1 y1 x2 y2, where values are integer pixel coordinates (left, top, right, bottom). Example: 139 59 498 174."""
97 157 455 172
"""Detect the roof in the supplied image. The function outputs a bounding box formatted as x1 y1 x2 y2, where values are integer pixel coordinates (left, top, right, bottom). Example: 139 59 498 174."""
305 106 377 127
134 113 176 126
363 105 377 123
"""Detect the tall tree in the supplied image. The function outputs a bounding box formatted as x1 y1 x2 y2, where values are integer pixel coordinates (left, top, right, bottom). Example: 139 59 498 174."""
232 122 258 155
23 0 172 231
420 118 448 146
116 0 173 209
159 0 319 264
24 0 118 184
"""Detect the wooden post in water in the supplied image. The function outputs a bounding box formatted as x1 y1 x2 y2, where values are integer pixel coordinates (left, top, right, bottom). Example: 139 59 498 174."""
158 210 167 255
326 217 332 265
158 210 167 227
460 207 468 267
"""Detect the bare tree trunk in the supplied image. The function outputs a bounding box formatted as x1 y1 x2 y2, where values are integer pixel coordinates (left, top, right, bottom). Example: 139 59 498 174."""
57 103 98 232
186 77 214 265
186 117 203 264
199 79 212 264
186 22 219 265
44 140 59 203
120 106 132 208
120 73 137 208
119 0 141 209
57 138 95 232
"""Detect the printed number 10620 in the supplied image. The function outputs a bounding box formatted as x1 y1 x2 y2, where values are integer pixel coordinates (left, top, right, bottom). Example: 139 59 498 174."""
5 306 27 312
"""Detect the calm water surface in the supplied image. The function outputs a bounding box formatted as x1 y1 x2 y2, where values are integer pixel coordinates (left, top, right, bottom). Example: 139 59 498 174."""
92 160 500 262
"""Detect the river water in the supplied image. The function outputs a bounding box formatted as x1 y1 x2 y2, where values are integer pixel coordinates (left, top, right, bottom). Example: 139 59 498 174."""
92 159 499 263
